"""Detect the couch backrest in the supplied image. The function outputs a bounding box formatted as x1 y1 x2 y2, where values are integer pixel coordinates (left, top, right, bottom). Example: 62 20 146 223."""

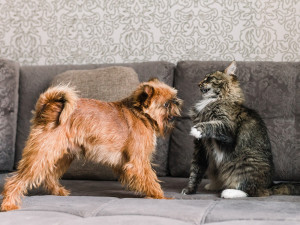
15 62 175 177
5 60 300 181
169 61 300 181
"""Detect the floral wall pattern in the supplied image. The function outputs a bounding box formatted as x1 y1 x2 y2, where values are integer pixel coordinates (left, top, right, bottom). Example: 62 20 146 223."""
0 0 299 65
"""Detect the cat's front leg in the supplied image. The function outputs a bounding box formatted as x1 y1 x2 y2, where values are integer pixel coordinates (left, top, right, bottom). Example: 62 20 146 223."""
182 140 208 195
191 121 218 139
191 121 233 143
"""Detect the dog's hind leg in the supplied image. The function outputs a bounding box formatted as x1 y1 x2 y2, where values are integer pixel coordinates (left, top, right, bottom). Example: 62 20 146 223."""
43 154 74 196
1 132 69 211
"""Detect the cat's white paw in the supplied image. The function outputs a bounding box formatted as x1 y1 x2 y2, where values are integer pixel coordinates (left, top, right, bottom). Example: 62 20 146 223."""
221 189 248 198
190 127 202 139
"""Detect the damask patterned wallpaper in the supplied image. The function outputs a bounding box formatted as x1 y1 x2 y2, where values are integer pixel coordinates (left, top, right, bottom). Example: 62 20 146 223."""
0 0 299 65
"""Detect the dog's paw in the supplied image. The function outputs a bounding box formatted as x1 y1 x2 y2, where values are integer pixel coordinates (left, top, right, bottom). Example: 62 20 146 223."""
57 187 71 196
1 203 19 212
162 196 174 200
181 188 196 195
190 127 202 139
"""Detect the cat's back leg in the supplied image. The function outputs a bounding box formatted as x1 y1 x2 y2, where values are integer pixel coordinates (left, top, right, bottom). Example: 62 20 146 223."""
218 156 272 198
204 164 222 191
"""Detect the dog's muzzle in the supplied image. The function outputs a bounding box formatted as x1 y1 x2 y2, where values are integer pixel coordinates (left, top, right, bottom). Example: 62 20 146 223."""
168 116 175 122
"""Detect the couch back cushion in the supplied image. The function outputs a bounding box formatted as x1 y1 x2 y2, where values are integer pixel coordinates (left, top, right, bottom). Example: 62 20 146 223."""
169 61 300 181
0 59 19 171
52 66 139 101
15 62 175 178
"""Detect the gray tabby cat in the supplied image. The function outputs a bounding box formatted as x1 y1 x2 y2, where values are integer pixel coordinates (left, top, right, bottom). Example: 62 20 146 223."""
182 61 300 198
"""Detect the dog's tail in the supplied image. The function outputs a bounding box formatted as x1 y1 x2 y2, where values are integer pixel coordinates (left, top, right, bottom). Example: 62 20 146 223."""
268 182 300 195
33 85 78 128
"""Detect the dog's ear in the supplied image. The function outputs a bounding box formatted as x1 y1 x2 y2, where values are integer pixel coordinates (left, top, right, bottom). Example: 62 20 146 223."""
224 61 237 76
137 84 154 108
148 77 160 82
143 84 154 96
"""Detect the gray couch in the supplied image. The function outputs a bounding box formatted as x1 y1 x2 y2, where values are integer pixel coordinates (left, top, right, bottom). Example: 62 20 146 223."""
0 59 299 225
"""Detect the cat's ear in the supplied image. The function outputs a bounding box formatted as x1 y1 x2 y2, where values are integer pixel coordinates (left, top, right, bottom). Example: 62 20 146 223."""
224 61 237 76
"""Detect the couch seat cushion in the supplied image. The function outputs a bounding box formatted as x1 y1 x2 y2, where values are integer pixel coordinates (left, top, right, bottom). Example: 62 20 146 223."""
0 174 300 225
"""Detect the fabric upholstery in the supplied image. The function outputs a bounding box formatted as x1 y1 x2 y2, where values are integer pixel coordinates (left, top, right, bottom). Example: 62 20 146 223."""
0 174 299 225
15 62 175 177
51 66 140 101
169 61 300 181
0 59 19 171
2 60 299 225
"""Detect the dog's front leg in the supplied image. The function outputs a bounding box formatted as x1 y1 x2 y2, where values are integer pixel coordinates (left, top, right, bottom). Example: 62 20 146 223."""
121 159 166 199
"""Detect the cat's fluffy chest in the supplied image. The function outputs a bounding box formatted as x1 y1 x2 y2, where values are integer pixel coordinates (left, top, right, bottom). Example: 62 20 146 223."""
194 98 217 113
190 97 218 122
192 98 227 166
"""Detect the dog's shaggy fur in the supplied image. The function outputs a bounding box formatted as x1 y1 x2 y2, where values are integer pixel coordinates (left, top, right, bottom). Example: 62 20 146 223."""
1 78 182 211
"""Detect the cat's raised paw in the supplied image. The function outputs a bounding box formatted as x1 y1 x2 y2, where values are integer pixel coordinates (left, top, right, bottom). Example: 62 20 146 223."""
190 127 202 139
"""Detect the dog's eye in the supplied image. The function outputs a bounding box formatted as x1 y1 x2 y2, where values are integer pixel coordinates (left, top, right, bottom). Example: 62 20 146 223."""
163 101 170 108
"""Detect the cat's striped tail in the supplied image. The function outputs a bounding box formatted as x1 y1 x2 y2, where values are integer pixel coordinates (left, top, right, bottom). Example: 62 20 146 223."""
268 183 300 195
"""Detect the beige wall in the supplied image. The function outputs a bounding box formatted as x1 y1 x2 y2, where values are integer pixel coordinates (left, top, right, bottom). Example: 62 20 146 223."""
0 0 299 65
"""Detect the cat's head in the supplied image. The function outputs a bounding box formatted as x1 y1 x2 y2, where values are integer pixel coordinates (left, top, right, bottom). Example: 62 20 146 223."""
198 61 244 102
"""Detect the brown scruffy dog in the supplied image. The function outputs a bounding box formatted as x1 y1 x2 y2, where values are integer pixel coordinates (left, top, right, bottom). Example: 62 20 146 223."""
1 78 182 211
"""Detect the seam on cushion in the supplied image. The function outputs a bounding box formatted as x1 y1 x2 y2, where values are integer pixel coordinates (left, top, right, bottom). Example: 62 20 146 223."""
167 116 190 177
163 62 175 85
86 198 119 218
19 209 82 218
203 219 300 224
84 198 208 224
200 200 219 225
74 214 193 225
88 211 198 224
12 60 20 172
295 66 300 181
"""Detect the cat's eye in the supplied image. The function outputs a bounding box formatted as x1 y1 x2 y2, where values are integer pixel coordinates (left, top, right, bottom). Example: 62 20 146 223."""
205 76 213 82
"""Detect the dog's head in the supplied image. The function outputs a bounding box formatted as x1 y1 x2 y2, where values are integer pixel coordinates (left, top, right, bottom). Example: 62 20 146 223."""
198 61 244 102
133 78 182 136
